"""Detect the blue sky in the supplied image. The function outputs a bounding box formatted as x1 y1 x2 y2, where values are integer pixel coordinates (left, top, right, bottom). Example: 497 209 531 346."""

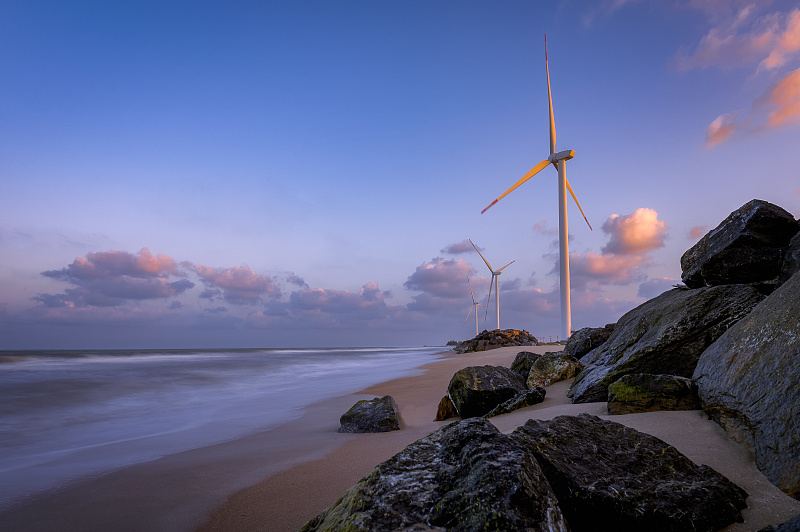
2 0 799 349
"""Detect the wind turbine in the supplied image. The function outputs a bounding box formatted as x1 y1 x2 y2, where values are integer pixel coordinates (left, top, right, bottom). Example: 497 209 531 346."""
481 35 592 341
469 239 514 331
463 276 484 336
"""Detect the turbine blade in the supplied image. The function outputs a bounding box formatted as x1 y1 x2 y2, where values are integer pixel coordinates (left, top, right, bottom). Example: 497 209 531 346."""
481 159 549 214
498 260 515 272
565 178 593 230
469 239 493 271
465 305 474 324
546 35 556 156
467 276 477 303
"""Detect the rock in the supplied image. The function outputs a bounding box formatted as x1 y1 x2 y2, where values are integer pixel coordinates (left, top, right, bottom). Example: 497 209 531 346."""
452 329 538 353
338 395 401 433
607 373 699 415
693 270 800 497
681 199 798 290
510 350 541 380
484 387 546 418
446 365 526 418
568 284 764 403
299 418 570 532
527 352 584 388
512 413 748 532
780 231 800 283
433 395 458 421
564 323 615 359
759 514 800 532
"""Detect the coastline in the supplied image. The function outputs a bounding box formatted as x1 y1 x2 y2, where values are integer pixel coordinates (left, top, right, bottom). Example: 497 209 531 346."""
200 345 800 532
1 346 797 531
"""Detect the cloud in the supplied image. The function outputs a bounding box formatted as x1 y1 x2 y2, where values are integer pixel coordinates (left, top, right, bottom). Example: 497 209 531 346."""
764 66 800 127
289 282 393 319
440 240 478 255
601 208 667 255
569 253 648 287
705 113 740 147
532 220 558 236
404 257 478 299
192 264 280 305
688 225 708 239
637 277 679 299
36 249 194 307
286 272 309 289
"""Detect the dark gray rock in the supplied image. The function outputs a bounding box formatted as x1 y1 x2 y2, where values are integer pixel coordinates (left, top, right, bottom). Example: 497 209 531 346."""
484 387 546 418
452 329 538 353
300 418 570 532
607 373 699 415
447 365 526 418
694 270 800 498
339 395 401 433
512 414 748 532
681 199 798 290
433 395 458 422
527 352 584 388
568 284 764 403
510 350 541 380
759 513 800 532
780 231 800 283
564 323 615 359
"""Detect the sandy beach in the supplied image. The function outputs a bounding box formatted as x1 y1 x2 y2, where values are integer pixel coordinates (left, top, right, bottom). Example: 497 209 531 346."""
2 345 798 532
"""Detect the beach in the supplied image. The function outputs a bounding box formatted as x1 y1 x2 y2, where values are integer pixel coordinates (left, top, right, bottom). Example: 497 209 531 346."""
2 345 798 531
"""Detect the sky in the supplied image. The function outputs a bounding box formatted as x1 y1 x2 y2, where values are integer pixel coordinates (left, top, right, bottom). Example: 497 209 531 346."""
1 0 799 349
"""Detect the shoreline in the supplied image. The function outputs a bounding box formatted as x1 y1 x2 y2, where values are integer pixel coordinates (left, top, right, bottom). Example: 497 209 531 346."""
200 345 800 532
1 346 798 531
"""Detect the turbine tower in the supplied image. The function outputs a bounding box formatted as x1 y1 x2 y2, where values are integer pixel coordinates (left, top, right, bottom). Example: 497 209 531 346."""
463 276 484 336
469 239 514 331
481 35 592 340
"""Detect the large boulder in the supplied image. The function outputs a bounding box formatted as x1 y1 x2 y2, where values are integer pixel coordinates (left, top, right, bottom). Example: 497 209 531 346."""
693 270 800 497
780 231 800 283
433 395 458 422
760 514 800 532
510 350 541 380
484 387 546 418
447 365 526 418
527 352 584 388
564 323 615 359
338 395 401 433
299 418 570 532
452 329 538 353
681 199 798 291
607 374 699 415
512 414 748 532
567 284 764 403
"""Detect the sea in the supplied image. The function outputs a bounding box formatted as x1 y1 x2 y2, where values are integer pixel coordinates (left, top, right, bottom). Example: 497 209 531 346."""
0 346 447 510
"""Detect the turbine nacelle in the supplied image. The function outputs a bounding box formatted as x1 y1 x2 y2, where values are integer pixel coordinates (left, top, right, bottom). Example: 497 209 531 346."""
548 149 575 163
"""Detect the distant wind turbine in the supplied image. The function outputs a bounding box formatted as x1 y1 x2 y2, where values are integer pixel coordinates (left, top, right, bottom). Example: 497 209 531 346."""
481 35 592 340
463 276 484 336
469 239 514 331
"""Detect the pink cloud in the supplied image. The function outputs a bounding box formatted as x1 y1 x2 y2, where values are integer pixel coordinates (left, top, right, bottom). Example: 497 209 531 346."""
37 249 193 307
601 208 667 255
688 225 708 239
192 264 280 304
705 113 740 147
569 253 647 287
765 66 800 127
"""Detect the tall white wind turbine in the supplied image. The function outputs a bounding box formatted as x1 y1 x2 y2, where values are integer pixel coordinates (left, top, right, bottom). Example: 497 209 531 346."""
469 239 514 331
463 276 484 336
481 35 592 340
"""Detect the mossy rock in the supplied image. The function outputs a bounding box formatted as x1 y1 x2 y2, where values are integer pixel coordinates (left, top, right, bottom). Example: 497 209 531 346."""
607 373 699 415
